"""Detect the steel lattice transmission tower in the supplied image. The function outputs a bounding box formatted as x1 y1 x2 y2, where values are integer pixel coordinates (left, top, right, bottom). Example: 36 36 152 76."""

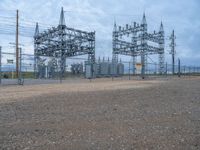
112 13 165 78
34 7 95 78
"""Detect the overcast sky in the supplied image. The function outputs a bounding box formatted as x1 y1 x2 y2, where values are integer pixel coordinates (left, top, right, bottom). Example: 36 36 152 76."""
0 0 199 66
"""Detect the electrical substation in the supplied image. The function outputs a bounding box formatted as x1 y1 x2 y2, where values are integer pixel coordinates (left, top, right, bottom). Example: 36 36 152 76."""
1 2 200 149
112 13 165 78
1 6 199 86
33 8 165 79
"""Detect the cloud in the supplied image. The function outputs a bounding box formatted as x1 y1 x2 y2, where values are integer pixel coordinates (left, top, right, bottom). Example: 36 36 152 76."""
0 0 199 66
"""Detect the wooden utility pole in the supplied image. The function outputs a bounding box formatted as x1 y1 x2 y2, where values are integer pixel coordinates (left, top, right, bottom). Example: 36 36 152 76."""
0 46 2 84
178 58 181 77
170 30 175 75
16 10 19 78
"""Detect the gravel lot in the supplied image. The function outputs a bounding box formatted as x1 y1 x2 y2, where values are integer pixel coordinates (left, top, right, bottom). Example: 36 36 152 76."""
0 77 200 150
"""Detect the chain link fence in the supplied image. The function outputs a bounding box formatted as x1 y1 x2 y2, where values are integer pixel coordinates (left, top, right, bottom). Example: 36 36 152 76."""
1 48 200 86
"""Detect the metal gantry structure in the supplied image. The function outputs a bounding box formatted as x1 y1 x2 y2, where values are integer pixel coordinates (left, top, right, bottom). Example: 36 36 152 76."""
34 7 95 78
112 13 165 78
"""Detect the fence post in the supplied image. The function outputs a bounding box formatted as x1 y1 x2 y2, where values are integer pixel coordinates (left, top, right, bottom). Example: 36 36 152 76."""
166 62 168 76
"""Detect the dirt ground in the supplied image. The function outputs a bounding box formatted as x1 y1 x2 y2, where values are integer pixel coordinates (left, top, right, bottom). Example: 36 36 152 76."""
0 77 200 150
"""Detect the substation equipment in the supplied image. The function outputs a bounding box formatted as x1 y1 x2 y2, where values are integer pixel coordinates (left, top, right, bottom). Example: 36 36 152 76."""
71 63 84 75
85 57 124 79
34 7 95 79
94 57 124 78
112 13 165 78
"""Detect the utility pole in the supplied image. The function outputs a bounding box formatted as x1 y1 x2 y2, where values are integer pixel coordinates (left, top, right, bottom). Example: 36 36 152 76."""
129 61 131 80
178 58 181 77
16 10 19 78
0 46 2 84
18 47 23 85
170 30 176 75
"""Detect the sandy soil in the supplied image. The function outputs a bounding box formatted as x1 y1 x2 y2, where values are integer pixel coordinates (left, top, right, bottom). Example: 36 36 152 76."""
0 78 162 104
0 77 200 150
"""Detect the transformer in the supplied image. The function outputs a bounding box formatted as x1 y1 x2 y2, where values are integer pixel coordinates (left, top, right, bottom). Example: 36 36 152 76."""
85 61 96 79
100 58 110 77
71 63 83 75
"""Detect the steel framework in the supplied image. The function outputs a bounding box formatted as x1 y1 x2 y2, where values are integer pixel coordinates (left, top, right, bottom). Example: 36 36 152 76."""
34 7 95 78
113 14 165 77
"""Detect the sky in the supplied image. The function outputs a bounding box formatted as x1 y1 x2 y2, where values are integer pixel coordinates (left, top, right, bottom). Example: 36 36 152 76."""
0 0 200 66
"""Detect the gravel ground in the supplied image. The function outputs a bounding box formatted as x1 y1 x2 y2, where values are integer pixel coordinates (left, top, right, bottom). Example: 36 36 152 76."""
0 77 200 150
